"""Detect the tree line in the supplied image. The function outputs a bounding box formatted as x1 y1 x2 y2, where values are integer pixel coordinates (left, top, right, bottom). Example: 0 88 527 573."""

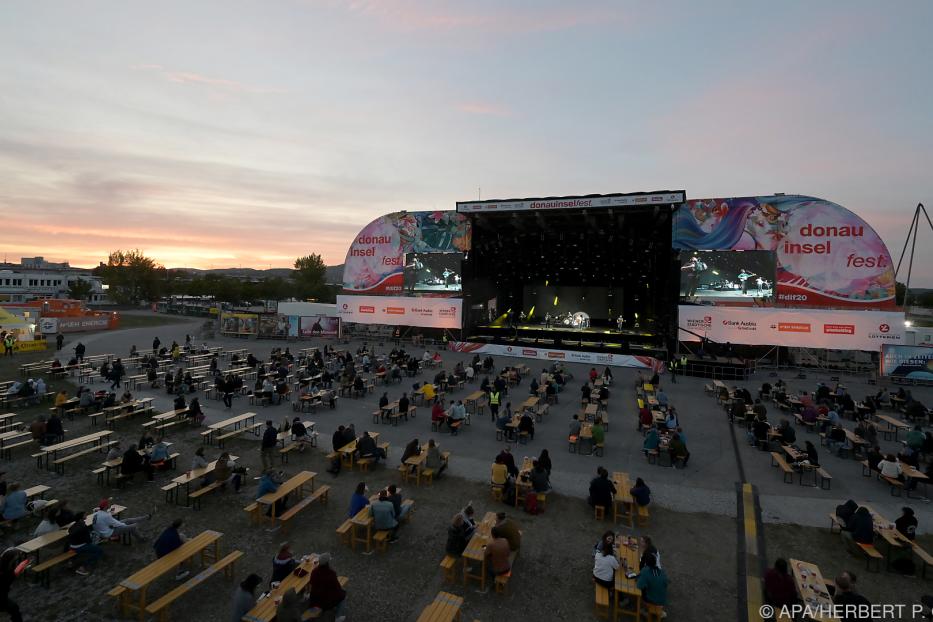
92 249 336 305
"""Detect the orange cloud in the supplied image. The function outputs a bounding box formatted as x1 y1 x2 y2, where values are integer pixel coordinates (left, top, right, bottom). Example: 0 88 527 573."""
131 64 283 94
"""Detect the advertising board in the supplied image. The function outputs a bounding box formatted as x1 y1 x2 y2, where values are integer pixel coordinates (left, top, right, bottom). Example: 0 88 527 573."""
336 295 462 329
678 305 905 351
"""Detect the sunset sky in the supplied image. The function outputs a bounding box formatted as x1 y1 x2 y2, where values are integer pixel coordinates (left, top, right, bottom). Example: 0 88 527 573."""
1 1 931 284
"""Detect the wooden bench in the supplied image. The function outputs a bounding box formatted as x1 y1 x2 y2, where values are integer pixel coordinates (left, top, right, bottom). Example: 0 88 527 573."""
30 549 76 587
881 475 905 496
144 550 243 622
857 542 883 572
52 441 117 474
162 482 179 503
373 529 391 553
278 485 330 534
769 452 795 484
816 467 833 490
188 481 223 510
594 583 611 619
494 569 512 594
336 519 353 545
216 422 262 448
357 458 373 472
793 413 816 432
911 543 933 579
439 555 457 583
3 438 34 460
636 505 650 527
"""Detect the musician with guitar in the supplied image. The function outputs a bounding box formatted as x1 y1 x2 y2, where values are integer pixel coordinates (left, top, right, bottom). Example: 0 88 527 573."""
737 268 756 295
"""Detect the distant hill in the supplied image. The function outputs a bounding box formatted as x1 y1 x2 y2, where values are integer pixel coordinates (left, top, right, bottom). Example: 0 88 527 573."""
169 264 344 284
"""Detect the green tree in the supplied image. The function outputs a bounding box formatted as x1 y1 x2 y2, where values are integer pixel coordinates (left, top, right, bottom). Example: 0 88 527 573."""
94 249 166 304
66 279 94 301
293 254 328 301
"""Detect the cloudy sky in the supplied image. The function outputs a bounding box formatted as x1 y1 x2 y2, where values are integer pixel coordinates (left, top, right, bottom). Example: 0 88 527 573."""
1 1 931 283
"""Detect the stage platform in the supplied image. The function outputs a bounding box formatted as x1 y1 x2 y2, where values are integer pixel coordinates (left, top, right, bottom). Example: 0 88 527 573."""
681 356 751 380
467 322 666 359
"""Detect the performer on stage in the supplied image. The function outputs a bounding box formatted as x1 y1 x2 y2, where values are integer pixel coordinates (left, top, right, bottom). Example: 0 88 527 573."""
544 312 551 328
519 311 526 323
680 254 707 297
616 315 624 331
442 268 452 288
737 268 756 295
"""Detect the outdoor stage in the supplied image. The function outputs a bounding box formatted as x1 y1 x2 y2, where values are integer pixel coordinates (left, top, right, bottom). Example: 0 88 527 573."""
468 322 667 358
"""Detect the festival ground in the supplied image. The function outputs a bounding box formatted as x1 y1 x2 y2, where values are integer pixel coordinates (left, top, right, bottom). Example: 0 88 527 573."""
4 311 932 621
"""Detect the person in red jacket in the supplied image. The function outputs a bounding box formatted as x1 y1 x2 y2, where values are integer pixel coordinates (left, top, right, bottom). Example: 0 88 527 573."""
307 554 347 620
763 558 797 610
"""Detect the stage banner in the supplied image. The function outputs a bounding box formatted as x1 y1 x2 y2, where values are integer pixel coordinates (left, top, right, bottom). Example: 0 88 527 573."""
299 315 341 338
220 312 258 335
342 211 470 297
52 316 111 333
447 342 666 373
456 192 685 213
678 305 905 351
673 195 896 309
337 295 462 329
880 345 933 381
258 314 290 338
13 339 47 353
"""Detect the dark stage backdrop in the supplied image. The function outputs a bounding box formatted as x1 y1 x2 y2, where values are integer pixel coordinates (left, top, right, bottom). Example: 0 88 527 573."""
521 285 625 321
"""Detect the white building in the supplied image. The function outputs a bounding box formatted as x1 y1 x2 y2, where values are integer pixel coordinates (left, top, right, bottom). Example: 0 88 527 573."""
0 257 107 303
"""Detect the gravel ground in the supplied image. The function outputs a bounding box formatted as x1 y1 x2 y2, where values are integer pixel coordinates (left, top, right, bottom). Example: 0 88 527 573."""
2 312 929 621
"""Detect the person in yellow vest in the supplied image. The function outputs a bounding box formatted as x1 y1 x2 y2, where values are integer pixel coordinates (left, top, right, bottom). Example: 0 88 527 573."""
489 389 501 422
421 382 436 402
2 333 14 357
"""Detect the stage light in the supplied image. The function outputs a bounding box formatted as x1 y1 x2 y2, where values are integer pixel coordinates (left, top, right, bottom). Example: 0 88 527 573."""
545 280 548 287
528 306 535 317
553 296 559 306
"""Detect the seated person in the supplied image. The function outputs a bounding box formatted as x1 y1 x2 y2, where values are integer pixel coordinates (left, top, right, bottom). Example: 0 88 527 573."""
271 542 298 584
371 490 399 542
290 418 312 452
425 439 447 477
149 441 172 470
446 400 467 429
587 467 616 511
630 477 651 506
482 526 512 591
668 434 690 467
357 431 386 463
778 420 796 444
518 412 535 440
495 512 522 551
764 559 796 609
121 444 154 482
637 554 669 608
431 399 447 427
643 428 661 455
306 554 347 620
529 460 550 493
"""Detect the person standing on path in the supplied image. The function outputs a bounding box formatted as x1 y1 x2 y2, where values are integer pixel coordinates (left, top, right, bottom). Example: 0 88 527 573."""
55 333 64 351
261 421 277 471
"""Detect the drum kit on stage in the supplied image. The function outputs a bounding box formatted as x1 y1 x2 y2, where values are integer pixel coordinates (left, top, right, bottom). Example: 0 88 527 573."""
559 311 590 329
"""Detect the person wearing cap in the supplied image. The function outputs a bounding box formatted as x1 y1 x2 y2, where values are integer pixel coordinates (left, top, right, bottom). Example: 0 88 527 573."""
68 511 102 577
271 542 298 584
92 499 152 542
371 490 400 543
307 553 347 621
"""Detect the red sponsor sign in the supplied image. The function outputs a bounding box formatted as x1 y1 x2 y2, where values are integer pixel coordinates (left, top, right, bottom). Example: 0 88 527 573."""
823 324 855 335
777 322 811 333
546 351 565 359
359 305 375 314
521 349 538 356
385 307 405 315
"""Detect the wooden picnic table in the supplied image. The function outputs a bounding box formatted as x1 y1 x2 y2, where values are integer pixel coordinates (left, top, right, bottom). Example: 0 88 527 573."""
464 390 485 413
712 379 726 390
116 529 223 620
584 403 599 420
256 471 315 526
241 557 348 622
875 414 910 441
17 504 126 561
613 534 642 613
788 559 837 621
514 456 535 507
36 430 113 470
0 412 22 432
416 592 464 622
519 396 539 412
171 457 238 506
202 412 257 445
337 432 380 471
461 511 498 591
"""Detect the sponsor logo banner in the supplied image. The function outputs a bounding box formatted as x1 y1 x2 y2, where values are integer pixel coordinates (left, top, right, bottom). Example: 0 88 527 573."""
880 344 933 380
678 305 904 351
447 342 665 372
456 192 685 213
337 295 462 329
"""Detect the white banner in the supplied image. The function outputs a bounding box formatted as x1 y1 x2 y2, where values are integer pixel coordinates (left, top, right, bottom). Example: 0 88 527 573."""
678 305 905 351
446 342 666 372
336 295 462 329
456 192 685 213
